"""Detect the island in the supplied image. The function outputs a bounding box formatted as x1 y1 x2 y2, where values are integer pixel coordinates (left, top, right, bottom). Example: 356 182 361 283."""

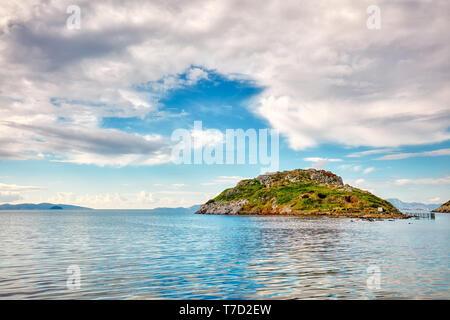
432 200 450 213
0 203 92 210
197 169 407 219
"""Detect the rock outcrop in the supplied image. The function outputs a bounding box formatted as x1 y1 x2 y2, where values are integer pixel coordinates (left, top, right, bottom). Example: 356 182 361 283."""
432 200 450 213
196 168 406 219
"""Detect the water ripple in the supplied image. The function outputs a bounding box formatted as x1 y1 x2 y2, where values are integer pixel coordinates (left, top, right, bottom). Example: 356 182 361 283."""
0 210 449 299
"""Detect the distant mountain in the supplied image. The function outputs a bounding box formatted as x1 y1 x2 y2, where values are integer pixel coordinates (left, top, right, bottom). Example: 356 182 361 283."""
0 203 92 210
0 203 200 212
0 203 201 213
386 198 440 212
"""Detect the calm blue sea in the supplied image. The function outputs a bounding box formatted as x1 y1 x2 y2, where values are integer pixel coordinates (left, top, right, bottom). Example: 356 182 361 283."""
0 210 448 299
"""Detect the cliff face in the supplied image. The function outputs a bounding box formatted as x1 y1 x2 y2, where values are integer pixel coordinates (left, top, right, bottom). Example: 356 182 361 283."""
197 169 405 218
432 200 450 213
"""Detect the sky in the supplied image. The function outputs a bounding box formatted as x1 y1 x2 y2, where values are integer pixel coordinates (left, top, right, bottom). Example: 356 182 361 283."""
0 0 449 209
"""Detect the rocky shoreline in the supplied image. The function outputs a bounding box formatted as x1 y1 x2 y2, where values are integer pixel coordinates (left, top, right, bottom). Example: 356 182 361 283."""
196 200 408 219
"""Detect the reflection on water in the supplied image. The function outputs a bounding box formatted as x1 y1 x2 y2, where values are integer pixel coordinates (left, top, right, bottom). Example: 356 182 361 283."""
0 210 449 299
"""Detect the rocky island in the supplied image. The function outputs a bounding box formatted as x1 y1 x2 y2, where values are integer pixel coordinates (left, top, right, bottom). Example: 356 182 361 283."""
432 200 450 213
197 169 407 219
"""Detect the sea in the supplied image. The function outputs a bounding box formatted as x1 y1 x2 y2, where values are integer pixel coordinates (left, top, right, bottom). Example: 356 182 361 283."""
0 209 448 299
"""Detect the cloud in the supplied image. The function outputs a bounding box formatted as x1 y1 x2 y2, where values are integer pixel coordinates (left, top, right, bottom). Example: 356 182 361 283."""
0 182 43 203
0 182 44 191
259 98 450 150
346 148 397 158
363 167 374 174
1 121 171 166
376 148 450 160
201 176 246 186
304 157 341 170
338 164 375 174
427 197 441 204
303 158 342 163
186 67 209 85
43 189 212 209
171 183 186 188
347 178 375 193
142 189 214 208
190 127 224 149
394 176 450 186
0 191 23 203
141 66 211 93
47 191 144 209
0 0 449 167
137 191 155 203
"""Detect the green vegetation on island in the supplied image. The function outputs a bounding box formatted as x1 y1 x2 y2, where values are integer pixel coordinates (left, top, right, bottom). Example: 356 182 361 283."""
197 169 406 219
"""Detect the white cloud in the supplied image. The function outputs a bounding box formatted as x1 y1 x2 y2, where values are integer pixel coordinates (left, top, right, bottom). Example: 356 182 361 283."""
311 159 329 170
0 182 44 191
186 67 209 85
394 176 450 186
346 148 397 158
363 167 374 174
303 157 342 162
0 191 23 203
201 175 246 186
1 121 172 167
0 0 448 167
0 182 44 204
257 90 449 152
118 90 152 112
338 164 375 174
190 128 224 149
347 178 375 193
427 197 441 204
147 190 214 208
304 157 342 170
376 148 450 160
137 191 155 203
144 66 210 93
42 188 213 209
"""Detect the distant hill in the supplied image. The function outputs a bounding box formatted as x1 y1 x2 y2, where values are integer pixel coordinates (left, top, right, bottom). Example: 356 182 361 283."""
386 198 440 212
0 203 92 210
0 203 200 212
